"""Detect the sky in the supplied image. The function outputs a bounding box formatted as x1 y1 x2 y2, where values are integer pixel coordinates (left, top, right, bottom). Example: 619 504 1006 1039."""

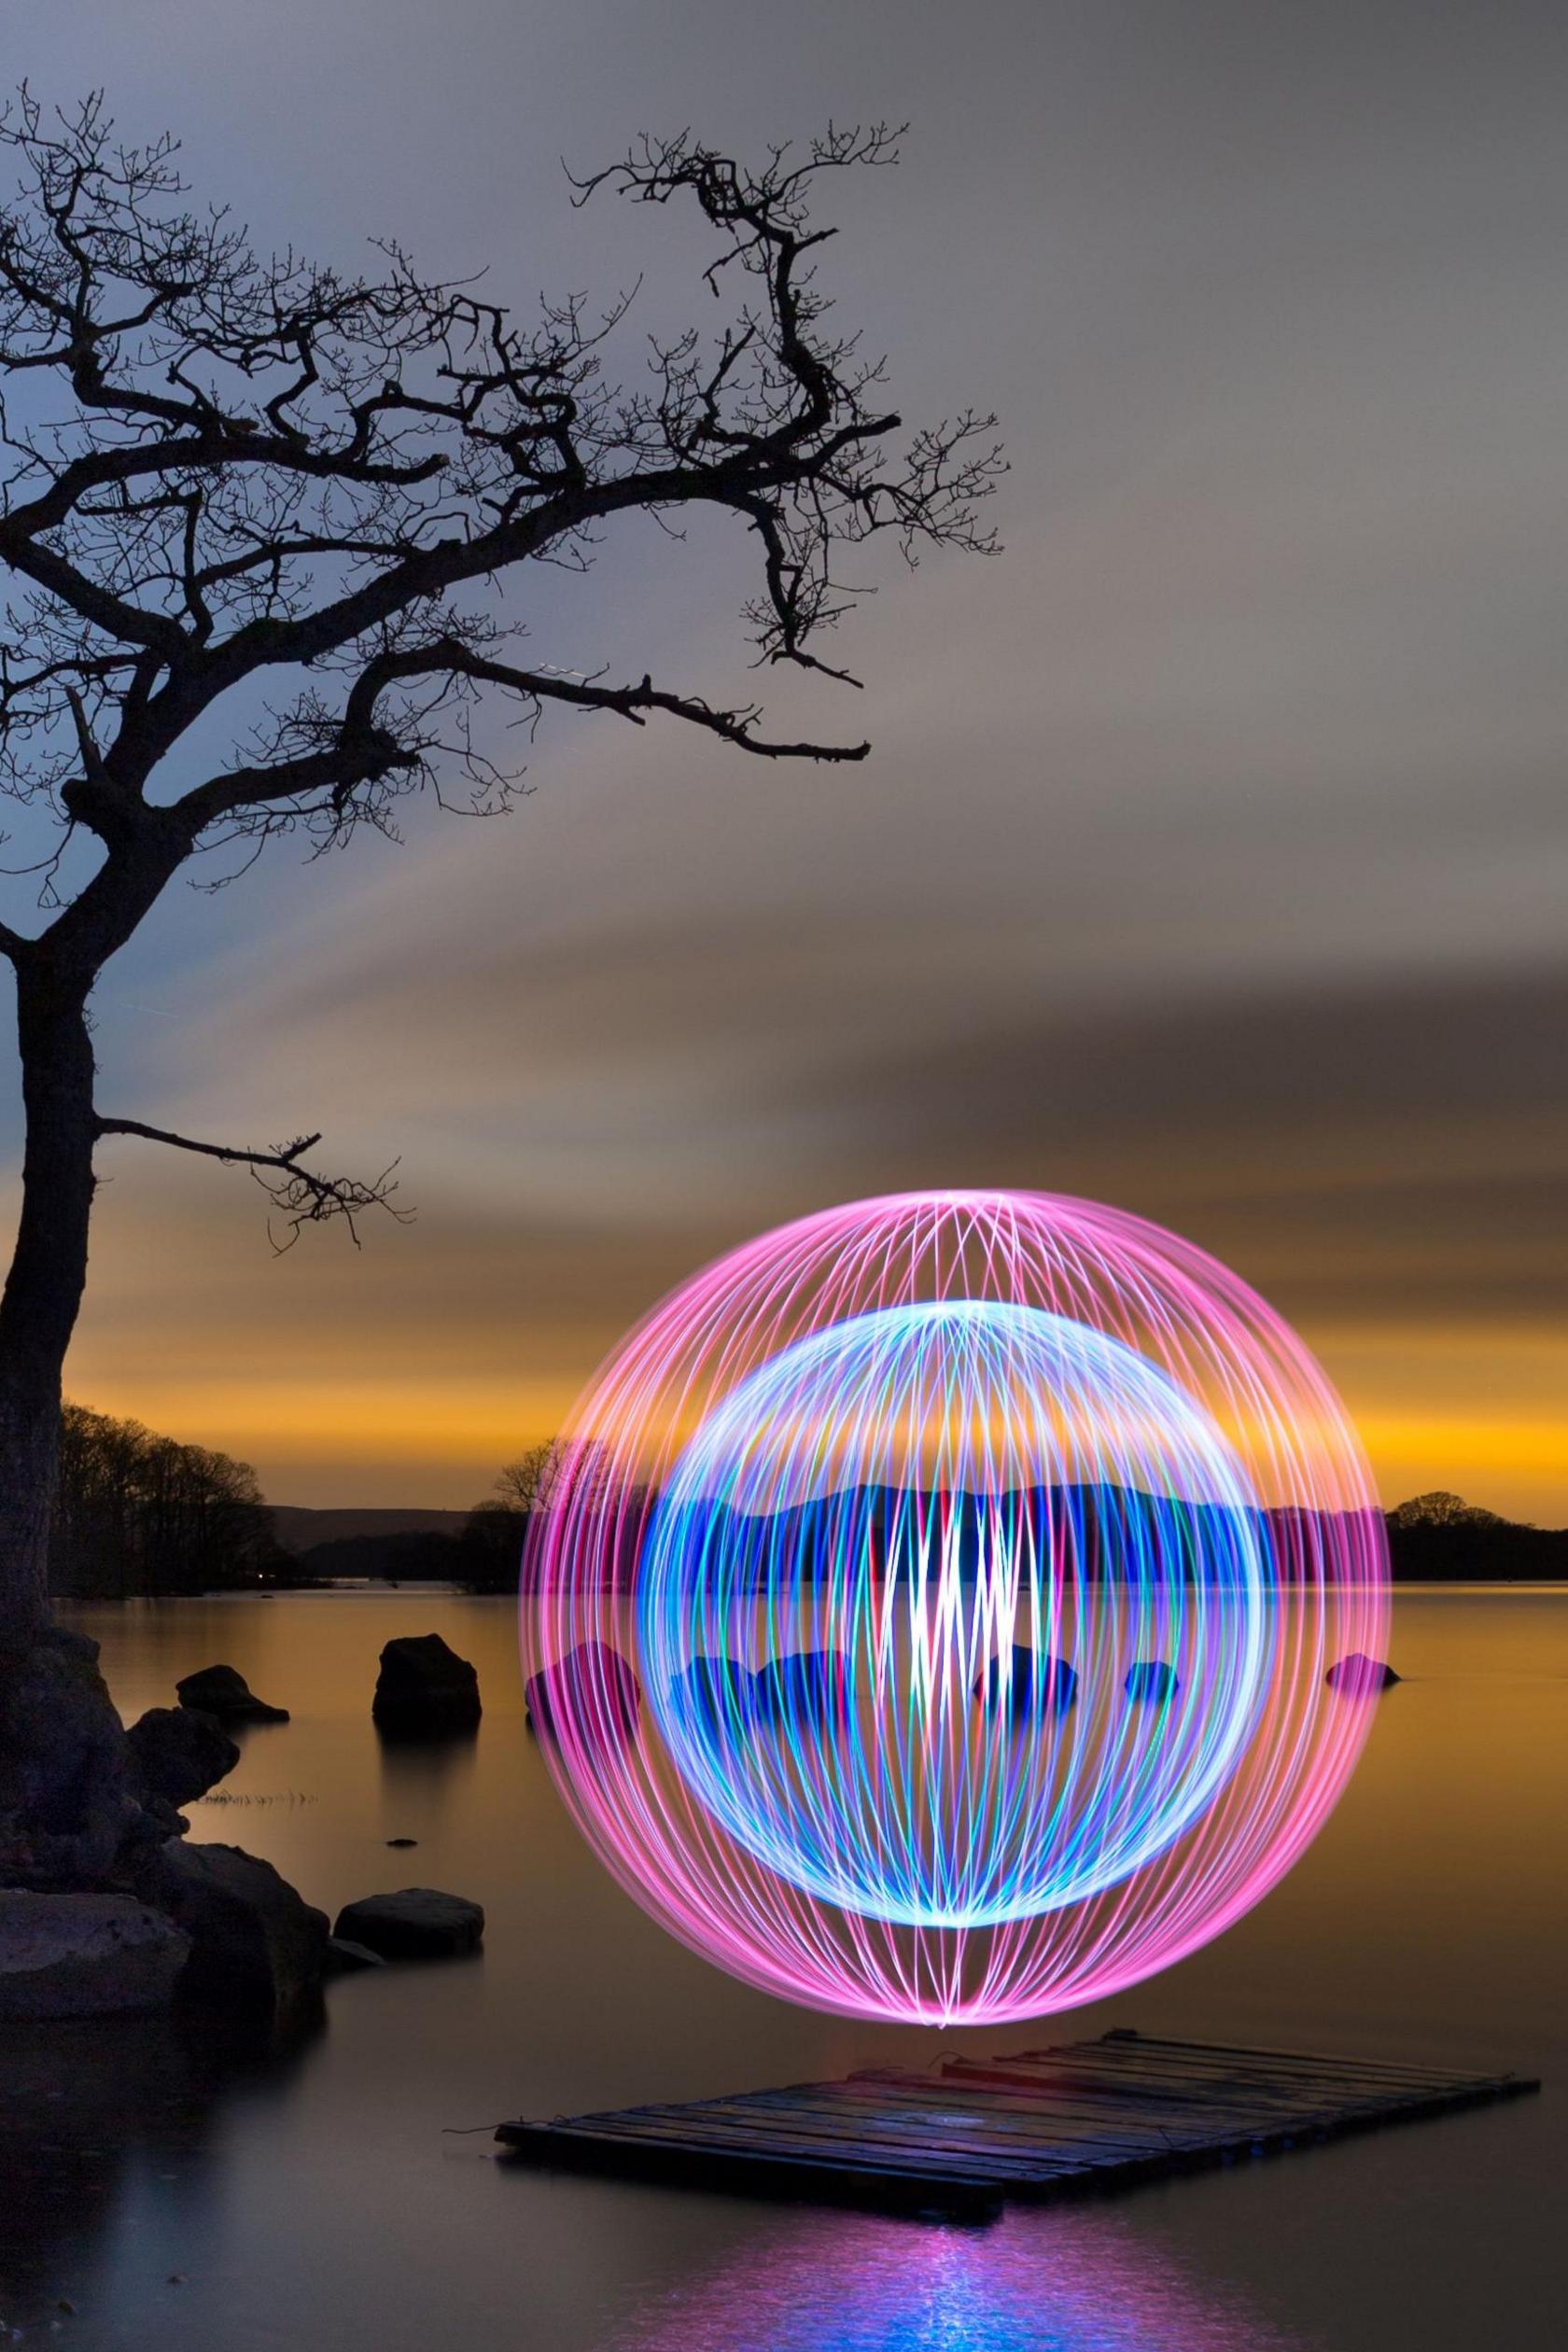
4 0 1566 1516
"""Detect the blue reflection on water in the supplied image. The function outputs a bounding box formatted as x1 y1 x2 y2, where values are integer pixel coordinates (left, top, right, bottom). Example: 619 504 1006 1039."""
612 2206 1308 2352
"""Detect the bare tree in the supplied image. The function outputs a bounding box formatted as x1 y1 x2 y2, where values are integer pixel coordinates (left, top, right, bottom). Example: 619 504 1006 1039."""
0 95 1001 1639
493 1442 567 1516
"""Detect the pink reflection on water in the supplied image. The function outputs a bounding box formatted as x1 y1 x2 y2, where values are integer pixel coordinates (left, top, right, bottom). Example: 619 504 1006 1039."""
609 2205 1308 2352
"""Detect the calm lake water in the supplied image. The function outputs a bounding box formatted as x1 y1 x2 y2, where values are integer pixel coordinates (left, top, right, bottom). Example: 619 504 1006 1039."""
3 1589 1562 2350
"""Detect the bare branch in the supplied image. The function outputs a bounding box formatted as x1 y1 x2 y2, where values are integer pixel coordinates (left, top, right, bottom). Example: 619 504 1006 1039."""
93 1115 412 1250
175 722 419 833
0 93 999 1212
447 650 874 762
0 96 999 848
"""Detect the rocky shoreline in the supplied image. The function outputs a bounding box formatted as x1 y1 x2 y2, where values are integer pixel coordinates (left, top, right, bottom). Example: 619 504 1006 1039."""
0 1625 484 2023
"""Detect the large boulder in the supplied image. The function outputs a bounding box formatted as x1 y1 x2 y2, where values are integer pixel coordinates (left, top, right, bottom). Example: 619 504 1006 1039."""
143 1840 329 2013
175 1664 288 1724
333 1887 484 1960
372 1634 482 1733
126 1707 240 1807
0 1625 168 1888
0 1890 190 2018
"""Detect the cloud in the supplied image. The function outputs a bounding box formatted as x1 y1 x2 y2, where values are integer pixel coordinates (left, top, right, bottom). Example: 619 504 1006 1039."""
62 924 1568 1512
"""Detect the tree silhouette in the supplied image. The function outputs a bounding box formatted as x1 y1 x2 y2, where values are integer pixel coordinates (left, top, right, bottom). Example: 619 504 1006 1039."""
0 95 1001 1635
51 1400 273 1598
492 1442 567 1516
1388 1491 1505 1530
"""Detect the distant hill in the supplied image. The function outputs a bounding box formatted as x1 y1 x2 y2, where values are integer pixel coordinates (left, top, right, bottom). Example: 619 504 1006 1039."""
269 1505 470 1556
266 1491 1568 1587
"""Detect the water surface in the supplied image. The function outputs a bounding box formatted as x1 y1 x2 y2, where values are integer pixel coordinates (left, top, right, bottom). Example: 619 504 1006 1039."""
2 1590 1561 2350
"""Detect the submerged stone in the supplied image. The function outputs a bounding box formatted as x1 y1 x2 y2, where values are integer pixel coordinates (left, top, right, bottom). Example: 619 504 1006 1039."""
749 1650 848 1723
1325 1653 1401 1693
973 1646 1078 1713
667 1655 754 1723
324 1935 388 1974
525 1641 638 1743
333 1887 484 1959
175 1664 289 1724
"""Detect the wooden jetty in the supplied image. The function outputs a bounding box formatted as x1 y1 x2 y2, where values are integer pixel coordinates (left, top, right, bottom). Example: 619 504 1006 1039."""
496 2027 1539 2221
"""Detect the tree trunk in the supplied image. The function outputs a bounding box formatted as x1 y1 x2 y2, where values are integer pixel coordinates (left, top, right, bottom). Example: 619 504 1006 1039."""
0 964 97 1644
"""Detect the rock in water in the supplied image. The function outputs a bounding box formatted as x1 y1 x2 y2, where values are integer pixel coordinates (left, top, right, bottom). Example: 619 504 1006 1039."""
667 1655 753 1724
371 1634 482 1732
0 1891 191 2018
1325 1653 1401 1693
1125 1659 1180 1702
175 1664 289 1723
333 1888 484 1959
0 1625 168 1887
973 1646 1079 1712
126 1707 241 1806
143 1841 329 2012
324 1936 388 1974
749 1651 846 1725
525 1642 639 1744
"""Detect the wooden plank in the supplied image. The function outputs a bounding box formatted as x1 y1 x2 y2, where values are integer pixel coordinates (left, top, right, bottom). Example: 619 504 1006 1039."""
936 2054 1390 2126
949 2042 1421 2093
855 2065 1364 2152
942 2040 1514 2121
540 2106 1058 2179
970 2037 1511 2098
504 2043 1535 2167
845 2062 1289 2123
494 2029 1540 2220
739 2072 1263 2160
1097 2030 1511 2082
523 2092 1093 2180
770 2079 1220 2159
495 2119 1009 2219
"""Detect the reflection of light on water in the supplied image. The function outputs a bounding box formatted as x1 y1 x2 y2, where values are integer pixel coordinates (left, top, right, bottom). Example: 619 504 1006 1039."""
609 2207 1307 2352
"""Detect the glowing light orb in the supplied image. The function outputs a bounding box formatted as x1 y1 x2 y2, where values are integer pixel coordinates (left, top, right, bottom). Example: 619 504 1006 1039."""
520 1192 1389 2023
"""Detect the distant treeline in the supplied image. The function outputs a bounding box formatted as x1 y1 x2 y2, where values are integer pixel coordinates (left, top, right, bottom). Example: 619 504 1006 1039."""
48 1417 1568 1598
49 1403 280 1599
405 1474 1568 1591
1384 1491 1568 1582
282 1505 534 1592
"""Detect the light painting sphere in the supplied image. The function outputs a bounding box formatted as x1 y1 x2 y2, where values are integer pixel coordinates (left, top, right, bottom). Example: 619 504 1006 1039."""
520 1192 1390 2023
